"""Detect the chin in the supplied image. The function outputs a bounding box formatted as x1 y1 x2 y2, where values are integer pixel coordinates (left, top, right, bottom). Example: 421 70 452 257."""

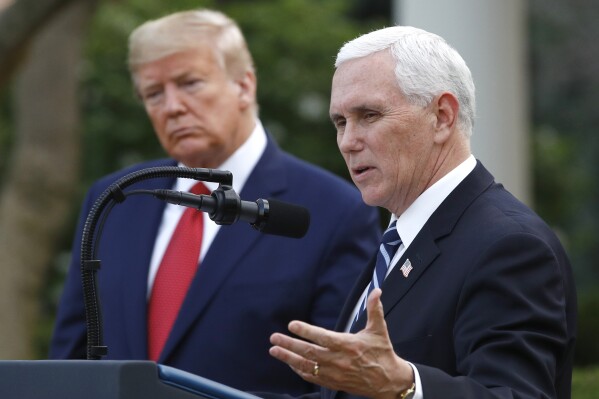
359 191 381 208
362 187 393 210
170 154 200 168
172 148 209 168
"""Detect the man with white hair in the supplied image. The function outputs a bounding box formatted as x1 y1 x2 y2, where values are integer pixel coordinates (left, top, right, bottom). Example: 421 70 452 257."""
269 26 576 399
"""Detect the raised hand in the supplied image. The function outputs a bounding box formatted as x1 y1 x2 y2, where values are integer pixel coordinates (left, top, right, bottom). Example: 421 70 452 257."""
269 288 414 399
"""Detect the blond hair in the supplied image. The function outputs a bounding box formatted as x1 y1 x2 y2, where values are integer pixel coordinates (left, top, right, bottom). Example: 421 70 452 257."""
128 9 254 79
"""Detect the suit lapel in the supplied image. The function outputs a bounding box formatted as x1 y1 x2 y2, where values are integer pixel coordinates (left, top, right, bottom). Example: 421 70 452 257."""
379 226 439 316
159 137 288 362
384 162 495 322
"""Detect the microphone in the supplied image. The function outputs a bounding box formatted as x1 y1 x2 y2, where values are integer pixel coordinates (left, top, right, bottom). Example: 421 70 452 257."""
153 186 310 238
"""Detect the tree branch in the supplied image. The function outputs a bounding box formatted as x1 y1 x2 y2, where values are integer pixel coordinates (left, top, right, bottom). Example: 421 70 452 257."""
0 0 80 86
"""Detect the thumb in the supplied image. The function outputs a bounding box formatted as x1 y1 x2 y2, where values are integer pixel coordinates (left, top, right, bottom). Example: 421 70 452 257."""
364 288 389 335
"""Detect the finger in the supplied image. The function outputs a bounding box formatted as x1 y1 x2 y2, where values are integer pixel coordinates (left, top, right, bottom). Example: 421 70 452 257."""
269 342 302 364
270 332 326 363
270 346 320 381
364 288 389 335
287 320 341 350
270 331 311 353
269 336 321 380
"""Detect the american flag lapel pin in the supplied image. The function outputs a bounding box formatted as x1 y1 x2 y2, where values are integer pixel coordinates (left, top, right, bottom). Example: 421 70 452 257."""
400 259 413 278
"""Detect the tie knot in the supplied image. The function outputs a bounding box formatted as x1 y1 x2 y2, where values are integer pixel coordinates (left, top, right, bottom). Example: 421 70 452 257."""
190 182 210 196
382 221 401 247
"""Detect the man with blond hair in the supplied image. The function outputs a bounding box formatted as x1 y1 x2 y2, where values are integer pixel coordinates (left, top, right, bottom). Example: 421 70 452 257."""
50 9 380 395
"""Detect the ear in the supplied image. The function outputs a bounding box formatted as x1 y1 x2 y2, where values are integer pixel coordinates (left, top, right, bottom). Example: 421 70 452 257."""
235 70 257 111
432 92 459 144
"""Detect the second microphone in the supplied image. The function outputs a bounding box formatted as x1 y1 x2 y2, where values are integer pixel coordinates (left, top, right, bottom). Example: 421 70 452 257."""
153 185 310 239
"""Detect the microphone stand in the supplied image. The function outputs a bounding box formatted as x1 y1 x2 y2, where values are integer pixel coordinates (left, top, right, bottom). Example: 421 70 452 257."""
80 166 232 360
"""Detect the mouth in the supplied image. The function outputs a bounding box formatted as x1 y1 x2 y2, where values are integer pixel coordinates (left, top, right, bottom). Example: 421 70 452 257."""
352 166 373 178
169 127 196 140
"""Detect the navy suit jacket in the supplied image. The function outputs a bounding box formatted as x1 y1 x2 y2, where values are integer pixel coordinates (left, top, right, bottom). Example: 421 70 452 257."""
50 137 381 395
322 162 576 399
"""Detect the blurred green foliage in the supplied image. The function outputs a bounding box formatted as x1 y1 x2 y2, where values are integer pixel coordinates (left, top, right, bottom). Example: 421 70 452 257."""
529 0 599 293
573 291 599 366
529 0 599 370
79 0 383 187
572 366 599 399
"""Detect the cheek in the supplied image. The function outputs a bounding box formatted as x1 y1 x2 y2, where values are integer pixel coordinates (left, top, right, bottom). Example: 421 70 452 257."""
339 152 352 170
153 124 171 147
146 107 164 130
198 98 233 127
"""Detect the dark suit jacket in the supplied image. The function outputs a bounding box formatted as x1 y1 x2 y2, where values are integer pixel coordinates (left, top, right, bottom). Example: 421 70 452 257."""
49 137 381 395
325 162 575 399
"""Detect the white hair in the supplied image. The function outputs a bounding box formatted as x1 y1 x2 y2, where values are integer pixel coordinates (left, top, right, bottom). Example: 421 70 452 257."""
335 26 476 136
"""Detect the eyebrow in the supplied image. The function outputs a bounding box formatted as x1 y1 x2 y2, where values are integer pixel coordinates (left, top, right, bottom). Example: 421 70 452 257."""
330 105 381 121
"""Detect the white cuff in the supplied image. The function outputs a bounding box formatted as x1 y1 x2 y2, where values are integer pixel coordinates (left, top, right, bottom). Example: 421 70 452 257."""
406 362 423 399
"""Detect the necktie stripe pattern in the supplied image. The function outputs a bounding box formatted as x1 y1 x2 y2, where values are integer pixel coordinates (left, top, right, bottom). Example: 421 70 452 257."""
351 221 401 331
147 182 210 361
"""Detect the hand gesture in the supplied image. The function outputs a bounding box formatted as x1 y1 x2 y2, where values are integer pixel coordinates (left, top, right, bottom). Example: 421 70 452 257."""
269 289 414 399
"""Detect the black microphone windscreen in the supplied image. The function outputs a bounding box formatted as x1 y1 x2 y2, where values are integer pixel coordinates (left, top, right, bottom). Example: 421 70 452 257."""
259 199 310 238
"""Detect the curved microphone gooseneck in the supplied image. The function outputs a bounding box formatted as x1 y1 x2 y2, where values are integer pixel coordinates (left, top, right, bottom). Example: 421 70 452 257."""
81 166 233 360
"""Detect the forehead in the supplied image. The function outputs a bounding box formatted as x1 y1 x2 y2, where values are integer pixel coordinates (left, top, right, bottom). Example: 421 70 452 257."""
330 51 401 111
133 46 223 85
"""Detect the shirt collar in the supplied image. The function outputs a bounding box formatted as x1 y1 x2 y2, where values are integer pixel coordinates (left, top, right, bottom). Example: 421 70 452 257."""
392 155 476 249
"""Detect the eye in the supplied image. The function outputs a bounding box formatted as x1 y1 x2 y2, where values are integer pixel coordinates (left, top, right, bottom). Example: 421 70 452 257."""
181 78 204 92
363 111 380 122
332 117 346 131
142 89 164 105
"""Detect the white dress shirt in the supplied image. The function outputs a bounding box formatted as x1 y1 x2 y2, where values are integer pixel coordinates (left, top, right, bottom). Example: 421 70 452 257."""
147 120 268 295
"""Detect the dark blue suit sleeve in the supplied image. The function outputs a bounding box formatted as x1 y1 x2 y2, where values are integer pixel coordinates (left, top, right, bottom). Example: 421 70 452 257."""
416 232 575 399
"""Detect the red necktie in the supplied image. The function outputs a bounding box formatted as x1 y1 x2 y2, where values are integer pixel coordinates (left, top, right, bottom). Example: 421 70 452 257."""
147 182 210 361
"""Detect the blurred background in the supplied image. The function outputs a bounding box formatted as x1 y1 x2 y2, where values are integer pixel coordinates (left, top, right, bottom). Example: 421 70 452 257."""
0 0 597 396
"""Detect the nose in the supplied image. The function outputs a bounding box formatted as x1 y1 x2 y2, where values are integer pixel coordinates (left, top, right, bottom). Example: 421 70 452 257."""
163 85 186 116
337 122 363 154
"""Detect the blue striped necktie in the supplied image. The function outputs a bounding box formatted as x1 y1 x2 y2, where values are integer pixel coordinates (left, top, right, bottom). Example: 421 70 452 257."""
351 220 401 332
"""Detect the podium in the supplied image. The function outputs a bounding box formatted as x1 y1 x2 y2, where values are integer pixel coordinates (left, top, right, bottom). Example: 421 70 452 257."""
0 360 263 399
